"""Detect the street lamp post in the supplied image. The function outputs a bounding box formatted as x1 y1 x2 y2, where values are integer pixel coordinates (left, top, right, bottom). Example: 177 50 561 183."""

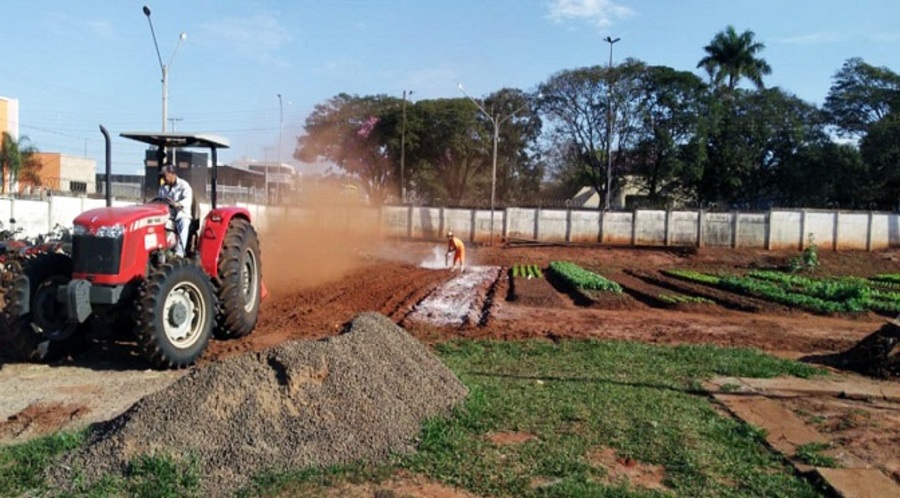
458 84 531 246
400 90 413 204
142 6 186 134
603 36 620 211
272 93 284 204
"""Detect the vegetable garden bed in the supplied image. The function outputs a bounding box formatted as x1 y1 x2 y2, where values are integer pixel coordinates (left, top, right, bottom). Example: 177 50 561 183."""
547 261 638 310
663 269 899 317
506 264 567 308
625 269 786 314
613 270 717 312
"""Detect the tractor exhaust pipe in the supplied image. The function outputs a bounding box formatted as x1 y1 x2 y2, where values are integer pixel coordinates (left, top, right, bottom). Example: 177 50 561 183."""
99 125 112 207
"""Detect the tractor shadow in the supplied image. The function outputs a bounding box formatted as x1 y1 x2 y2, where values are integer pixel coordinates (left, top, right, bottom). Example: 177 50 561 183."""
0 338 154 372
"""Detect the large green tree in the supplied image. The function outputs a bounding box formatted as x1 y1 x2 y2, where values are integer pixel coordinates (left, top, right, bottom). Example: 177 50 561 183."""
538 65 611 203
697 25 771 92
697 88 826 207
824 57 900 139
0 132 41 194
295 93 401 205
623 65 707 206
773 142 866 209
538 61 706 207
859 109 900 209
404 98 485 205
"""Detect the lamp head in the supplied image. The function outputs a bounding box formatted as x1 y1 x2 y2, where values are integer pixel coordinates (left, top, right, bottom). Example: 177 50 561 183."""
143 5 151 17
179 32 187 41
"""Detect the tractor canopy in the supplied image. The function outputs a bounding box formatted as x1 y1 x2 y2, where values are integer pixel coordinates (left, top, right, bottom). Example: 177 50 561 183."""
119 132 230 150
119 131 230 209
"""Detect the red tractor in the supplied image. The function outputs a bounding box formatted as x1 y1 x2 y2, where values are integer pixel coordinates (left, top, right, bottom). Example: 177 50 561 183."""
0 127 265 368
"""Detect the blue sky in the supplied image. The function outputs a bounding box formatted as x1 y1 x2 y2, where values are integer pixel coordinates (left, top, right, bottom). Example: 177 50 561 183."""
4 0 899 175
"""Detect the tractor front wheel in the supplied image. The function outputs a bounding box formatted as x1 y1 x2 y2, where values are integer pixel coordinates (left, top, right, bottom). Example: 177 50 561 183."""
135 259 215 369
1 252 86 361
213 218 261 339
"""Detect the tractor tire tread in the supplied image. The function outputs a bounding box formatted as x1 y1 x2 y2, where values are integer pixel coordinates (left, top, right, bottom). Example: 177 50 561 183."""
213 218 261 339
1 252 86 361
134 258 215 369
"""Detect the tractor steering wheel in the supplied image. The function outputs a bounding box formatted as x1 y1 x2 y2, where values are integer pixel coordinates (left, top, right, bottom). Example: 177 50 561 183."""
150 196 178 209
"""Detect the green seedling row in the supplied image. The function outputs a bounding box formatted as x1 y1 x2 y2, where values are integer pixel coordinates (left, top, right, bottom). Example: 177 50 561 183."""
548 261 623 293
871 274 900 285
666 268 894 314
658 294 713 305
510 264 543 279
664 269 722 285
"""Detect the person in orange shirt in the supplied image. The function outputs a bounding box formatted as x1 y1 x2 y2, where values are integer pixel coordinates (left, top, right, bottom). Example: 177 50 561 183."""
445 231 465 272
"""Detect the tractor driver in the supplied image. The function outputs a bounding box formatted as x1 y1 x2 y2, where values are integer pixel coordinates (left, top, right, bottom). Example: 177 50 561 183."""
158 163 193 257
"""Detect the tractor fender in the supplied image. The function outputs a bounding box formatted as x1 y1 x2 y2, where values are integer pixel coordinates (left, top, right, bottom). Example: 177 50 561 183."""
197 207 252 277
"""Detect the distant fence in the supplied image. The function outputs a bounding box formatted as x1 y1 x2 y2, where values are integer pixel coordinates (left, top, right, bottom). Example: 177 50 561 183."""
380 206 900 251
1 195 898 251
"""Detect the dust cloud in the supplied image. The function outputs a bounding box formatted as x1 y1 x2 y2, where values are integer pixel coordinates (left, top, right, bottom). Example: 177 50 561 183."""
258 202 381 297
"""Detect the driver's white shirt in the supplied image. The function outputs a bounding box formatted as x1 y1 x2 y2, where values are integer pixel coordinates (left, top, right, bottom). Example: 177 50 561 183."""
158 177 193 221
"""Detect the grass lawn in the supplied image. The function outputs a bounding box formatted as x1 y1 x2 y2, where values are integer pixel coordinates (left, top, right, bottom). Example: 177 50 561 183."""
1 339 827 498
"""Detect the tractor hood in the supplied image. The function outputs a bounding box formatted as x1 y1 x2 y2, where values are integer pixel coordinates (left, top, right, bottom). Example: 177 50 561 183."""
74 204 170 233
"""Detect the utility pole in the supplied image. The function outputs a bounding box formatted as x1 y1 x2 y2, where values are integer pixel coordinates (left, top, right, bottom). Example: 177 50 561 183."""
603 35 620 211
167 117 183 132
277 93 284 204
400 90 413 204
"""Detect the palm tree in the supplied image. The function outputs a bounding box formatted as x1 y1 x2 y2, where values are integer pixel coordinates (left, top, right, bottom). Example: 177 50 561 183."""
697 25 772 92
0 132 41 194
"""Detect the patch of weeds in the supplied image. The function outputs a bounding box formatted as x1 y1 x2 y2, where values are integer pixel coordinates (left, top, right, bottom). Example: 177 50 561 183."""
0 429 84 497
834 408 872 431
124 452 202 498
239 463 394 498
720 383 742 393
789 234 819 273
794 443 838 468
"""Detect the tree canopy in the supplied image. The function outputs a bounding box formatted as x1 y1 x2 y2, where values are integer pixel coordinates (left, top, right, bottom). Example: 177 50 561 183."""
291 25 899 212
697 25 771 92
0 132 41 194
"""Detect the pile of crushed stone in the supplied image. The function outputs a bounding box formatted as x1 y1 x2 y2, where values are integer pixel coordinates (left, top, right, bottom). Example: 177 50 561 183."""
48 313 468 496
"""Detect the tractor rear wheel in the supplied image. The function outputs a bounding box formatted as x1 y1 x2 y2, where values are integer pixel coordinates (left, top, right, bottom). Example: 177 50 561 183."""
1 252 86 361
134 258 215 369
213 218 261 339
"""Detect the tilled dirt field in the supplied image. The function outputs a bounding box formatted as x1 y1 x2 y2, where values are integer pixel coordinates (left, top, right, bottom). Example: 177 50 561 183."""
2 239 900 493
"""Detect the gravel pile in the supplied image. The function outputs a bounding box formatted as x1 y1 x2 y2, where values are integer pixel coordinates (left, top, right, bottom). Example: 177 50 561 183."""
48 312 468 496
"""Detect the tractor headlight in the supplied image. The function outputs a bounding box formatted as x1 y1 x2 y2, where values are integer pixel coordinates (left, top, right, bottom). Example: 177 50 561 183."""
73 224 88 236
95 224 124 238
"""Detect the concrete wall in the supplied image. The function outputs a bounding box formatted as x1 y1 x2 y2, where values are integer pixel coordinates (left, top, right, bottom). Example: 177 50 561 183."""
2 196 899 252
